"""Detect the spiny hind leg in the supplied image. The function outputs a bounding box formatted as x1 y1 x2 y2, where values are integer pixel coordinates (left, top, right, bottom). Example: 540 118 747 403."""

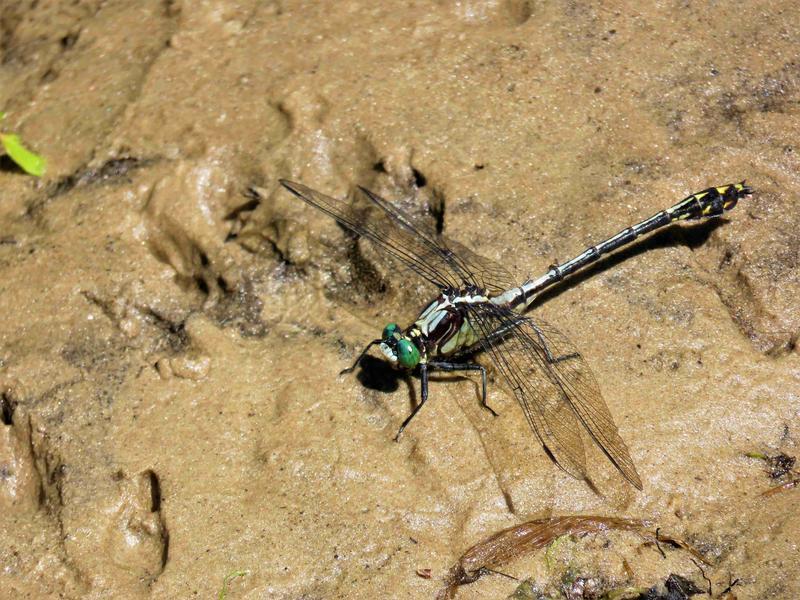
428 361 498 417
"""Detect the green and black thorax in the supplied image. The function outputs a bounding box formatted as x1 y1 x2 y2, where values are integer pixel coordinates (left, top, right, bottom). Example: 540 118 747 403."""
380 284 491 369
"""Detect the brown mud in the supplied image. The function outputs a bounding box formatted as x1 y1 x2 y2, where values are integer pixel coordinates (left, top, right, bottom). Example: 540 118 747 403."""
0 1 798 598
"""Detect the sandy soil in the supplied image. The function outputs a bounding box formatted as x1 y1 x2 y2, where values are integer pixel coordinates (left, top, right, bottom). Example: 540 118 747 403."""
1 1 798 598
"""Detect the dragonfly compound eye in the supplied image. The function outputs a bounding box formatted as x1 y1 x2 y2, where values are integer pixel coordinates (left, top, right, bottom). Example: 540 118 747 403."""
382 323 399 339
396 339 420 369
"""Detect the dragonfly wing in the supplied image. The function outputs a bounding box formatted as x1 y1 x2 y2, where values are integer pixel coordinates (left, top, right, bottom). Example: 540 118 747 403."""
466 306 588 481
280 180 458 290
356 185 516 294
440 237 516 295
466 303 642 489
529 320 642 489
282 180 515 294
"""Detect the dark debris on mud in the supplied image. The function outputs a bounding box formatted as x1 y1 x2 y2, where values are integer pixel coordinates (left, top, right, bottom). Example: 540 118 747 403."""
49 156 150 198
209 278 268 338
508 572 707 600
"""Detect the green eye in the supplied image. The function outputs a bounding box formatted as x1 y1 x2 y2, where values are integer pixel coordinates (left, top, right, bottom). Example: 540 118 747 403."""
396 339 420 369
382 323 399 339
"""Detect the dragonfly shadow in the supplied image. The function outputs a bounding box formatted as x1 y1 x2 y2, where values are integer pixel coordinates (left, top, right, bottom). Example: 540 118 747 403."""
355 355 403 394
529 218 729 308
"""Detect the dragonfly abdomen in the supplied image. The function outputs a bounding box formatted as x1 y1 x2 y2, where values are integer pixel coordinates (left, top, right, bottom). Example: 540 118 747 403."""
666 181 748 220
494 181 753 311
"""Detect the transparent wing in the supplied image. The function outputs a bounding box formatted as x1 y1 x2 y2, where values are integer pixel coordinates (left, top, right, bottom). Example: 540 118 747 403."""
358 185 516 294
465 303 642 489
281 180 515 294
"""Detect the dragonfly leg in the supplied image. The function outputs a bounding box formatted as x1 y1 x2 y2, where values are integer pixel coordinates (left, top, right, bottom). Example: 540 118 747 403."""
529 324 579 364
340 339 382 375
394 364 429 441
428 361 499 417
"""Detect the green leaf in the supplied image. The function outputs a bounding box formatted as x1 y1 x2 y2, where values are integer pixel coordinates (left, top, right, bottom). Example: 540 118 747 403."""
0 132 46 177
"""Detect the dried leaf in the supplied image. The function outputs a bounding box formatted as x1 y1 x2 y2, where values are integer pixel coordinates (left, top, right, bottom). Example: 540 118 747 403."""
437 516 708 599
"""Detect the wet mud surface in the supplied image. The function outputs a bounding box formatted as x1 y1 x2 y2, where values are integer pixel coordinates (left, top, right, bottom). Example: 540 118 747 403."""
1 1 798 598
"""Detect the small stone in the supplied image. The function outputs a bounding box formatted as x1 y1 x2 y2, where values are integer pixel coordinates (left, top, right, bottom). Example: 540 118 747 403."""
169 353 211 380
120 316 141 338
155 358 173 379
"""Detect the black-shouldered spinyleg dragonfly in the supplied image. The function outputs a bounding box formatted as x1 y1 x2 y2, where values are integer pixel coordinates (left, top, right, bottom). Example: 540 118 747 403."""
278 179 752 489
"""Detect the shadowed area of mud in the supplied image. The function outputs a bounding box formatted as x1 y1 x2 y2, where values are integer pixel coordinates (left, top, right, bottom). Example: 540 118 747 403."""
1 1 798 598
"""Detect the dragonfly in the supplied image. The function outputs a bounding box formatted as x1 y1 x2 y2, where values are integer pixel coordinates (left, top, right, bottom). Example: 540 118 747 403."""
279 179 752 489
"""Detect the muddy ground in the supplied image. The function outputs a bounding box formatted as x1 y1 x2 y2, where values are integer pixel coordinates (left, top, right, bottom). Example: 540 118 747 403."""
1 1 798 599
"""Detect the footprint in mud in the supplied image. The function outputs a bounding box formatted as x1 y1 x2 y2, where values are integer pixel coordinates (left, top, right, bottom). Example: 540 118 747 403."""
61 469 170 590
102 470 168 585
142 161 235 303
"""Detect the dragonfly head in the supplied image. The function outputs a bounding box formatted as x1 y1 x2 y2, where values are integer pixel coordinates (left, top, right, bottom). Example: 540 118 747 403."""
379 323 421 369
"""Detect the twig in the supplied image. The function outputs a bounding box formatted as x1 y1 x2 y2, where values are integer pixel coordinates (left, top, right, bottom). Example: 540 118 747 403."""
720 575 742 595
478 566 519 581
654 528 667 559
690 558 712 596
762 478 800 497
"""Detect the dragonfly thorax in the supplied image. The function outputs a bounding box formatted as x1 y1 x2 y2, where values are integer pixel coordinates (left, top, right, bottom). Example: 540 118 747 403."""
412 290 485 358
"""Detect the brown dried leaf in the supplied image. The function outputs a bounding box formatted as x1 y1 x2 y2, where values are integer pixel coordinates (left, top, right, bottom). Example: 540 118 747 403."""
437 515 708 599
